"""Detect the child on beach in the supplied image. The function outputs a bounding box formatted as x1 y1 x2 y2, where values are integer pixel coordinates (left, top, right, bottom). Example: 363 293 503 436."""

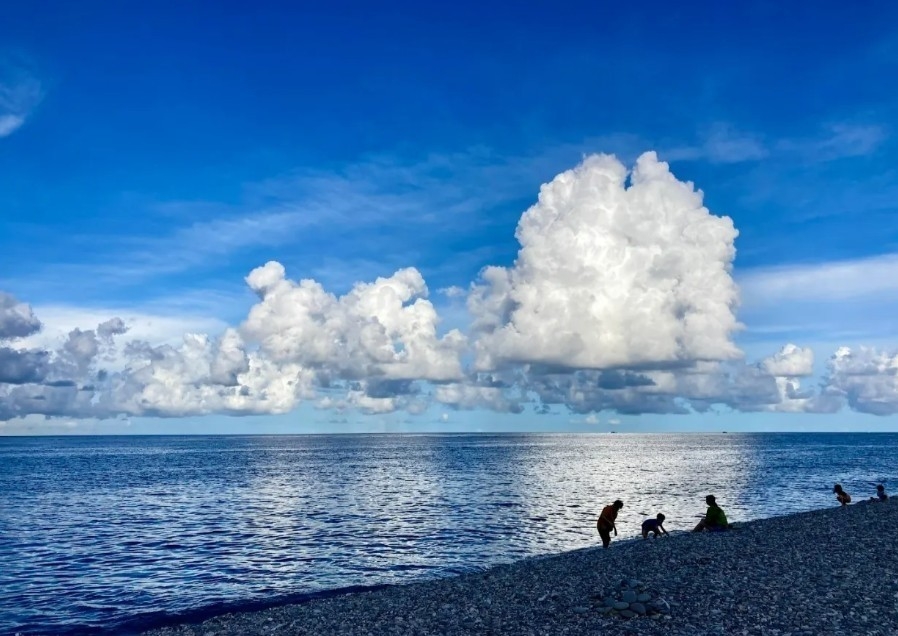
870 484 889 502
833 484 851 506
597 499 623 548
641 513 669 539
693 495 728 532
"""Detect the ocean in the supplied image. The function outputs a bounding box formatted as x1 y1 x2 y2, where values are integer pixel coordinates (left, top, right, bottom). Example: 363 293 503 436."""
2 433 896 635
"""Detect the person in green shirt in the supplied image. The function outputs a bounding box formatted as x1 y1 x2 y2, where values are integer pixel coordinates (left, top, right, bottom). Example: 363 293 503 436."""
693 495 729 532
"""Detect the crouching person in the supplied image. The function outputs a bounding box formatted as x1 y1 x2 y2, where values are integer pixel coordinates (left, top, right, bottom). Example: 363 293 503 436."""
642 513 669 539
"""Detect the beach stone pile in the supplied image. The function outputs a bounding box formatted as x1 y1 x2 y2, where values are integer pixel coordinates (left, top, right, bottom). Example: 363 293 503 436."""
594 578 671 619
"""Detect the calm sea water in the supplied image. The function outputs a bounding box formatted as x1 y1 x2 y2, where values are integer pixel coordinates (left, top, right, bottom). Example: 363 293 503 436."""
2 433 897 635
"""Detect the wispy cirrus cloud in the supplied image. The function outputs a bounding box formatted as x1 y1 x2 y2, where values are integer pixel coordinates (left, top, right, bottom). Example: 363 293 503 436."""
0 56 43 138
775 123 888 161
666 123 769 164
6 144 605 294
5 122 891 308
668 121 888 165
736 253 898 346
739 252 898 303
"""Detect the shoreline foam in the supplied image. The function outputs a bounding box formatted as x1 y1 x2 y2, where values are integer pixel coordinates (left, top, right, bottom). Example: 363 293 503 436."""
142 502 898 635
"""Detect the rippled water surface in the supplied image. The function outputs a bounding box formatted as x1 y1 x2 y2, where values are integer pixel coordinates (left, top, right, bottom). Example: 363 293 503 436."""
2 433 897 634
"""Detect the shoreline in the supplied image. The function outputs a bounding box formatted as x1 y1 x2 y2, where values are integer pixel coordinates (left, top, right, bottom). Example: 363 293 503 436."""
141 501 898 636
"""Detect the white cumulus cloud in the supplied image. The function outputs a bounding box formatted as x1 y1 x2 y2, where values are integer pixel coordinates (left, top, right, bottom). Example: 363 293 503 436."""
434 381 525 413
821 347 898 415
0 292 42 339
243 262 466 382
469 152 741 372
761 344 814 377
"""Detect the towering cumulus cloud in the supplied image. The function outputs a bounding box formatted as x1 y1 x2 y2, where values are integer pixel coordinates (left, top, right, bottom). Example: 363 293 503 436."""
2 151 897 424
469 152 741 372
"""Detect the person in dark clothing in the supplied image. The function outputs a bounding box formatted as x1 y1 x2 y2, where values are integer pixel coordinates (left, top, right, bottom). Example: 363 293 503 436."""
641 513 669 539
597 499 623 548
870 484 889 502
833 484 851 506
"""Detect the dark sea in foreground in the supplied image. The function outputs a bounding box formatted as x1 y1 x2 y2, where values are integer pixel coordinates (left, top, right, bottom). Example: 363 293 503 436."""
2 433 897 635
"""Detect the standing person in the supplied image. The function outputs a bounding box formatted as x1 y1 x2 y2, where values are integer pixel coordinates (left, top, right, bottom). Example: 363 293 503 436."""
693 495 728 532
597 500 623 548
870 484 889 502
641 513 669 539
833 484 851 506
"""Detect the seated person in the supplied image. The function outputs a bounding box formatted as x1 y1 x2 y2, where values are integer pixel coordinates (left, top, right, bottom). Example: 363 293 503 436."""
833 484 851 506
641 513 669 539
693 495 728 532
871 484 889 502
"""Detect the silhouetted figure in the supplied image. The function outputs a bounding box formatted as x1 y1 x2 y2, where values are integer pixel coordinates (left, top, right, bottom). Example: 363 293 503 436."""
597 499 623 548
693 495 728 532
870 484 889 502
833 484 851 506
641 513 669 539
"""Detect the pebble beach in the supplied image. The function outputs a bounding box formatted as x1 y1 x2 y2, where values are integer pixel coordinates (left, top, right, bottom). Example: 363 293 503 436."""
141 500 898 636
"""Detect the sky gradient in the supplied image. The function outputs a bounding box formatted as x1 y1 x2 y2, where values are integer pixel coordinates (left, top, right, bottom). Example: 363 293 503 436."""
2 1 898 433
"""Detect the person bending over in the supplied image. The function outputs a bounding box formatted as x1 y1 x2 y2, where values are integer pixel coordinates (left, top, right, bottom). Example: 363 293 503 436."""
597 499 623 548
693 495 728 532
642 513 669 539
833 484 851 506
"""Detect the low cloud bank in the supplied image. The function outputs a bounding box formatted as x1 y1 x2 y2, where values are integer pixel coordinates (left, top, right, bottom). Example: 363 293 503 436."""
3 153 895 422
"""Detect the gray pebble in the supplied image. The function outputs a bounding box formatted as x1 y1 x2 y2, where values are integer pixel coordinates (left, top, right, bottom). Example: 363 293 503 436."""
620 609 636 619
621 590 637 603
631 602 647 615
637 592 652 602
613 601 630 610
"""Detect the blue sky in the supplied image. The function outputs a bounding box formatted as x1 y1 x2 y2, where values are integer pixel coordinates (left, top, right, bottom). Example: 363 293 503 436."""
2 1 898 433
